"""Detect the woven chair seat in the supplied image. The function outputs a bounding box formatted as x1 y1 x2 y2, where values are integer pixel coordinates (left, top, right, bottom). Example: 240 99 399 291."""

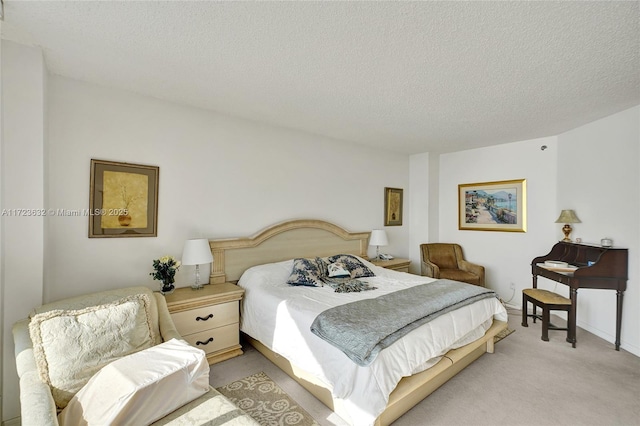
522 288 571 305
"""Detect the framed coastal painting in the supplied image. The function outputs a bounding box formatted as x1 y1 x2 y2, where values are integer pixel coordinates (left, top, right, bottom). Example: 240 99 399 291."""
89 159 159 238
384 187 403 226
458 179 526 232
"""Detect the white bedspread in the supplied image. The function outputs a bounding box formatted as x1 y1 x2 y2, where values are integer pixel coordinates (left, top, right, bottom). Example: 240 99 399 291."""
238 258 508 426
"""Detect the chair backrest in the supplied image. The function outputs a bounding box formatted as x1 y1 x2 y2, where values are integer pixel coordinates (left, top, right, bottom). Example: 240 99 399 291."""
421 243 461 269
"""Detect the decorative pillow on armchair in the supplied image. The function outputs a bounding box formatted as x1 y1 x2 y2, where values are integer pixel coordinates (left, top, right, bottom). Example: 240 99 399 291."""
28 293 156 409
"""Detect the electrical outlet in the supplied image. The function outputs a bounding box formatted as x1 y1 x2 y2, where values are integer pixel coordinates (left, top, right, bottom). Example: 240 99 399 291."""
509 282 515 290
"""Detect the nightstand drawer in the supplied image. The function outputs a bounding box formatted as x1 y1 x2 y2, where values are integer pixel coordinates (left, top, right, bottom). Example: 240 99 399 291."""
182 323 239 355
164 283 244 364
171 301 238 335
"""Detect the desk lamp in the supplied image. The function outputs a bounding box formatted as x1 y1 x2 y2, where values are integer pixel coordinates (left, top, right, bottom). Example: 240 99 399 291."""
182 238 213 290
555 210 581 242
369 230 389 260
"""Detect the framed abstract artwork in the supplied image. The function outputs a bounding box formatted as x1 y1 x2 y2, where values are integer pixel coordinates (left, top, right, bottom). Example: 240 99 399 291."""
384 187 403 226
89 159 159 238
458 179 526 232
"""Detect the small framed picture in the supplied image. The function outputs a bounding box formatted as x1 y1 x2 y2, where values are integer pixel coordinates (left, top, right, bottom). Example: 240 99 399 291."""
89 159 159 238
384 187 403 226
458 179 526 232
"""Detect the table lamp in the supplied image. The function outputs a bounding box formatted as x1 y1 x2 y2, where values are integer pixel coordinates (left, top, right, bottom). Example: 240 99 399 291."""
369 229 389 260
181 238 213 290
555 210 581 242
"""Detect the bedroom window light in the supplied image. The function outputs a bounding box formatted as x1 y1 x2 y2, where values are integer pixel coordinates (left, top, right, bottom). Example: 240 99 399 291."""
369 229 389 260
181 239 213 290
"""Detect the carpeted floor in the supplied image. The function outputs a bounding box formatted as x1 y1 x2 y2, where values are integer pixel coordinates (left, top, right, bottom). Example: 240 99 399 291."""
217 371 320 426
210 311 640 425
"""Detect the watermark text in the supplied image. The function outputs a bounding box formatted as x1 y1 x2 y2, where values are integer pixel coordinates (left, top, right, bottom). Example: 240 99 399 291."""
1 208 128 217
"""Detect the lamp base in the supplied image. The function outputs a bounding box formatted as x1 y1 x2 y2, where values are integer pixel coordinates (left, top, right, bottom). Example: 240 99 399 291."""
561 224 573 242
191 265 204 290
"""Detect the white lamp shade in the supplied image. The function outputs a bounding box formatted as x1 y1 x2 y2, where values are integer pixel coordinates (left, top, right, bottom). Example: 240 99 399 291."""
369 230 388 247
181 239 213 265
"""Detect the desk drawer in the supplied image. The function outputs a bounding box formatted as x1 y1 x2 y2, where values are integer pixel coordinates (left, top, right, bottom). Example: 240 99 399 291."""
182 323 239 355
172 302 238 335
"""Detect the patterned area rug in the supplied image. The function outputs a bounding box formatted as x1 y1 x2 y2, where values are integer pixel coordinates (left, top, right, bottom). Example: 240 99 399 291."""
494 327 515 343
216 372 320 426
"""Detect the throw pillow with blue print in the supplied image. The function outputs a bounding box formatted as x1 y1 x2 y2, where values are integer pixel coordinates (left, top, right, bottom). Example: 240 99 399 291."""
327 262 351 278
326 254 375 278
317 256 377 293
287 258 323 287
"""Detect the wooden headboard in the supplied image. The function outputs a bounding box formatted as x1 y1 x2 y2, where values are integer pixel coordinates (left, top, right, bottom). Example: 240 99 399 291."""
209 219 370 284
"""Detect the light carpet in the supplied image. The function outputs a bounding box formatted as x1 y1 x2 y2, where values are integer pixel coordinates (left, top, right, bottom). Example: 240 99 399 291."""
216 371 320 426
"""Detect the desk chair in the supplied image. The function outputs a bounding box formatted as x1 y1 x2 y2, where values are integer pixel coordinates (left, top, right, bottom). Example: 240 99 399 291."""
522 288 573 346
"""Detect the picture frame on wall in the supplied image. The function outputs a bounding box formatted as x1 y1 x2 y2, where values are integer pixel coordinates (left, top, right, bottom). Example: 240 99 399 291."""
458 179 526 232
384 187 403 226
89 159 159 238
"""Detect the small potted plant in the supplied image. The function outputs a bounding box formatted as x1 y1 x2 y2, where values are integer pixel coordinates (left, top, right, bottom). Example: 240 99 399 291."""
150 255 181 294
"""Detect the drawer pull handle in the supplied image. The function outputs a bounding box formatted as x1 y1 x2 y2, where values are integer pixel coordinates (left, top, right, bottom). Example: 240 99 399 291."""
196 337 214 346
196 314 214 321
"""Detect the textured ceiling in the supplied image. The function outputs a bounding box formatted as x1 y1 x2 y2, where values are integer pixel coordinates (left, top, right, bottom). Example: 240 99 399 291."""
2 1 639 154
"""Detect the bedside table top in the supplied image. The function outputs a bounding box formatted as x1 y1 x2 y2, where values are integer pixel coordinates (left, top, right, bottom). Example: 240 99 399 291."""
370 257 411 269
164 283 244 312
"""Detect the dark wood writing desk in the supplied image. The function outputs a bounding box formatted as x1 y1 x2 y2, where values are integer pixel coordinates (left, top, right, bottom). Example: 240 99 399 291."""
531 241 628 350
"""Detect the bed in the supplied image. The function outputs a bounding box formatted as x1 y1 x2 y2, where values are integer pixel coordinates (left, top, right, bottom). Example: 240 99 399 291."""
209 219 508 426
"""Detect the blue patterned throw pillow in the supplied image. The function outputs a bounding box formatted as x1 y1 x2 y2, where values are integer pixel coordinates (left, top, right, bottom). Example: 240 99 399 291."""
327 262 351 278
325 254 375 278
287 258 323 287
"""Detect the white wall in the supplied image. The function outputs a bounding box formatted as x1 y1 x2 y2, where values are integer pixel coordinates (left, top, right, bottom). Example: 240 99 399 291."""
556 106 639 354
45 76 410 302
408 153 430 273
438 136 559 306
436 107 640 355
1 41 47 422
1 67 410 421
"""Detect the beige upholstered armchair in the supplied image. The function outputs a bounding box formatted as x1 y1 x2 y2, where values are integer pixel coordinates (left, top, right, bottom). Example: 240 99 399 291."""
420 243 485 287
13 286 258 426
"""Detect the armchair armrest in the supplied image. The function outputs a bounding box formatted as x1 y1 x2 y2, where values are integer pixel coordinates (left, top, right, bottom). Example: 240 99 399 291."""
421 260 440 278
458 260 485 287
154 293 182 342
19 371 59 425
13 319 59 426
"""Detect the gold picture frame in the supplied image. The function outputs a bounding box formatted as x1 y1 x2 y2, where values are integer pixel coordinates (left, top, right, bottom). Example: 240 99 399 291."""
384 187 403 226
458 179 526 232
89 159 159 238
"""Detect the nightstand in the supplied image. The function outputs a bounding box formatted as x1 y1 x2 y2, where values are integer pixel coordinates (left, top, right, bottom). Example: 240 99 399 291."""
370 258 411 273
164 283 244 364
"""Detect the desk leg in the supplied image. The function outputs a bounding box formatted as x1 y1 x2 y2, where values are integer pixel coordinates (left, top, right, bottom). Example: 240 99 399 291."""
567 288 577 348
615 290 624 351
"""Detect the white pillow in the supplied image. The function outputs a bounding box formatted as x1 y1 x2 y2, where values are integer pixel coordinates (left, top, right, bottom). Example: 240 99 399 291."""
28 294 156 409
58 339 210 426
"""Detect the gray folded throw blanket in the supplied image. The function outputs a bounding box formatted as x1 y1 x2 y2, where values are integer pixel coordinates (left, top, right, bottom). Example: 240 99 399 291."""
310 279 498 366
